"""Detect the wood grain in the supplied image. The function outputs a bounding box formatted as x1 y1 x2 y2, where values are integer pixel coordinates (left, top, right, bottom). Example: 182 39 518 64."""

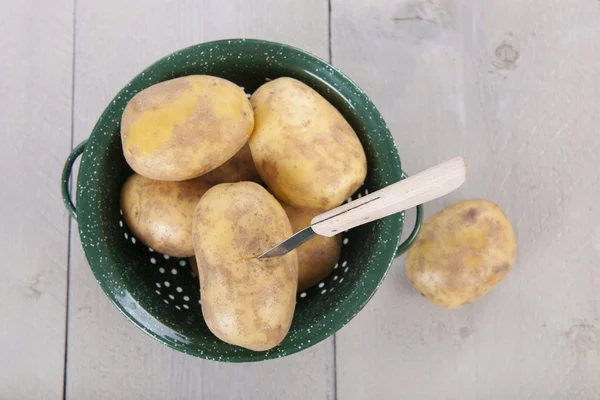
66 1 332 399
332 0 600 399
0 0 74 398
3 0 598 398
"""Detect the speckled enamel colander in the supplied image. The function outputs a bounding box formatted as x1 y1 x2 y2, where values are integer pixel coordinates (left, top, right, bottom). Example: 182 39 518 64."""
61 39 423 362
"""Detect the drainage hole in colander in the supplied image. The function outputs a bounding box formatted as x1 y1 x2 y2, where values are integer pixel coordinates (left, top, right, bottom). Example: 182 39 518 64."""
163 254 170 260
155 282 161 288
300 292 307 298
150 257 157 264
131 237 136 244
158 267 165 273
124 232 128 240
321 289 327 294
179 259 187 267
176 286 182 293
343 238 349 245
119 220 123 227
171 268 177 275
164 281 170 287
168 294 175 300
318 282 325 288
183 296 190 302
333 263 339 269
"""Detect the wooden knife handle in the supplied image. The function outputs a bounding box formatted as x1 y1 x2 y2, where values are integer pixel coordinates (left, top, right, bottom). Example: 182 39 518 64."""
311 157 468 237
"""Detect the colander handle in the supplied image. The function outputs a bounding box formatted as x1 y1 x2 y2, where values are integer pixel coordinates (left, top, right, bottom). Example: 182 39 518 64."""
394 202 424 257
61 139 88 221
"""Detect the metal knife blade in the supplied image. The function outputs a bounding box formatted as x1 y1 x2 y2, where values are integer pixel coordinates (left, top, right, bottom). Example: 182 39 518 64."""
257 226 317 259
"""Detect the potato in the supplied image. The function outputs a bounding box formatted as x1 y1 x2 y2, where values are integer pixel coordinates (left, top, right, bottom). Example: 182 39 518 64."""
120 173 210 257
282 203 342 291
249 77 367 210
121 75 253 181
201 143 261 186
193 182 298 351
406 199 517 308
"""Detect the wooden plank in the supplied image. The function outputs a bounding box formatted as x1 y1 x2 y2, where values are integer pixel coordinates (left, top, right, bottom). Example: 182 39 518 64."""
66 1 332 399
0 0 74 398
332 0 600 399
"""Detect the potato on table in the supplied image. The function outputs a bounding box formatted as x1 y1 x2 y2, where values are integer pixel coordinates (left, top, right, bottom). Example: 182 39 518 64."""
121 75 253 181
282 203 342 291
120 174 210 257
406 199 517 308
201 143 261 186
193 182 298 351
249 77 367 210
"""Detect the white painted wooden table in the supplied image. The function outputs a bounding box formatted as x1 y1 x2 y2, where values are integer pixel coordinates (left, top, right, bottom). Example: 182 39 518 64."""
1 0 598 398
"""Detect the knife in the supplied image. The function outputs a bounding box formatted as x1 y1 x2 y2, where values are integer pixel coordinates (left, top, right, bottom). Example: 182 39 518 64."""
258 156 467 259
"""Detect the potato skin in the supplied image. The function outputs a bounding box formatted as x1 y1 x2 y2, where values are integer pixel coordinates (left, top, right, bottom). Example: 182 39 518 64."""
282 204 342 292
121 75 253 181
120 174 210 257
193 182 298 351
201 143 262 186
249 77 367 210
406 199 517 308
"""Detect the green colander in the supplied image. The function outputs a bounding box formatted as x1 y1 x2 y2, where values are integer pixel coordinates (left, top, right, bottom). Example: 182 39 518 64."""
61 39 423 362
